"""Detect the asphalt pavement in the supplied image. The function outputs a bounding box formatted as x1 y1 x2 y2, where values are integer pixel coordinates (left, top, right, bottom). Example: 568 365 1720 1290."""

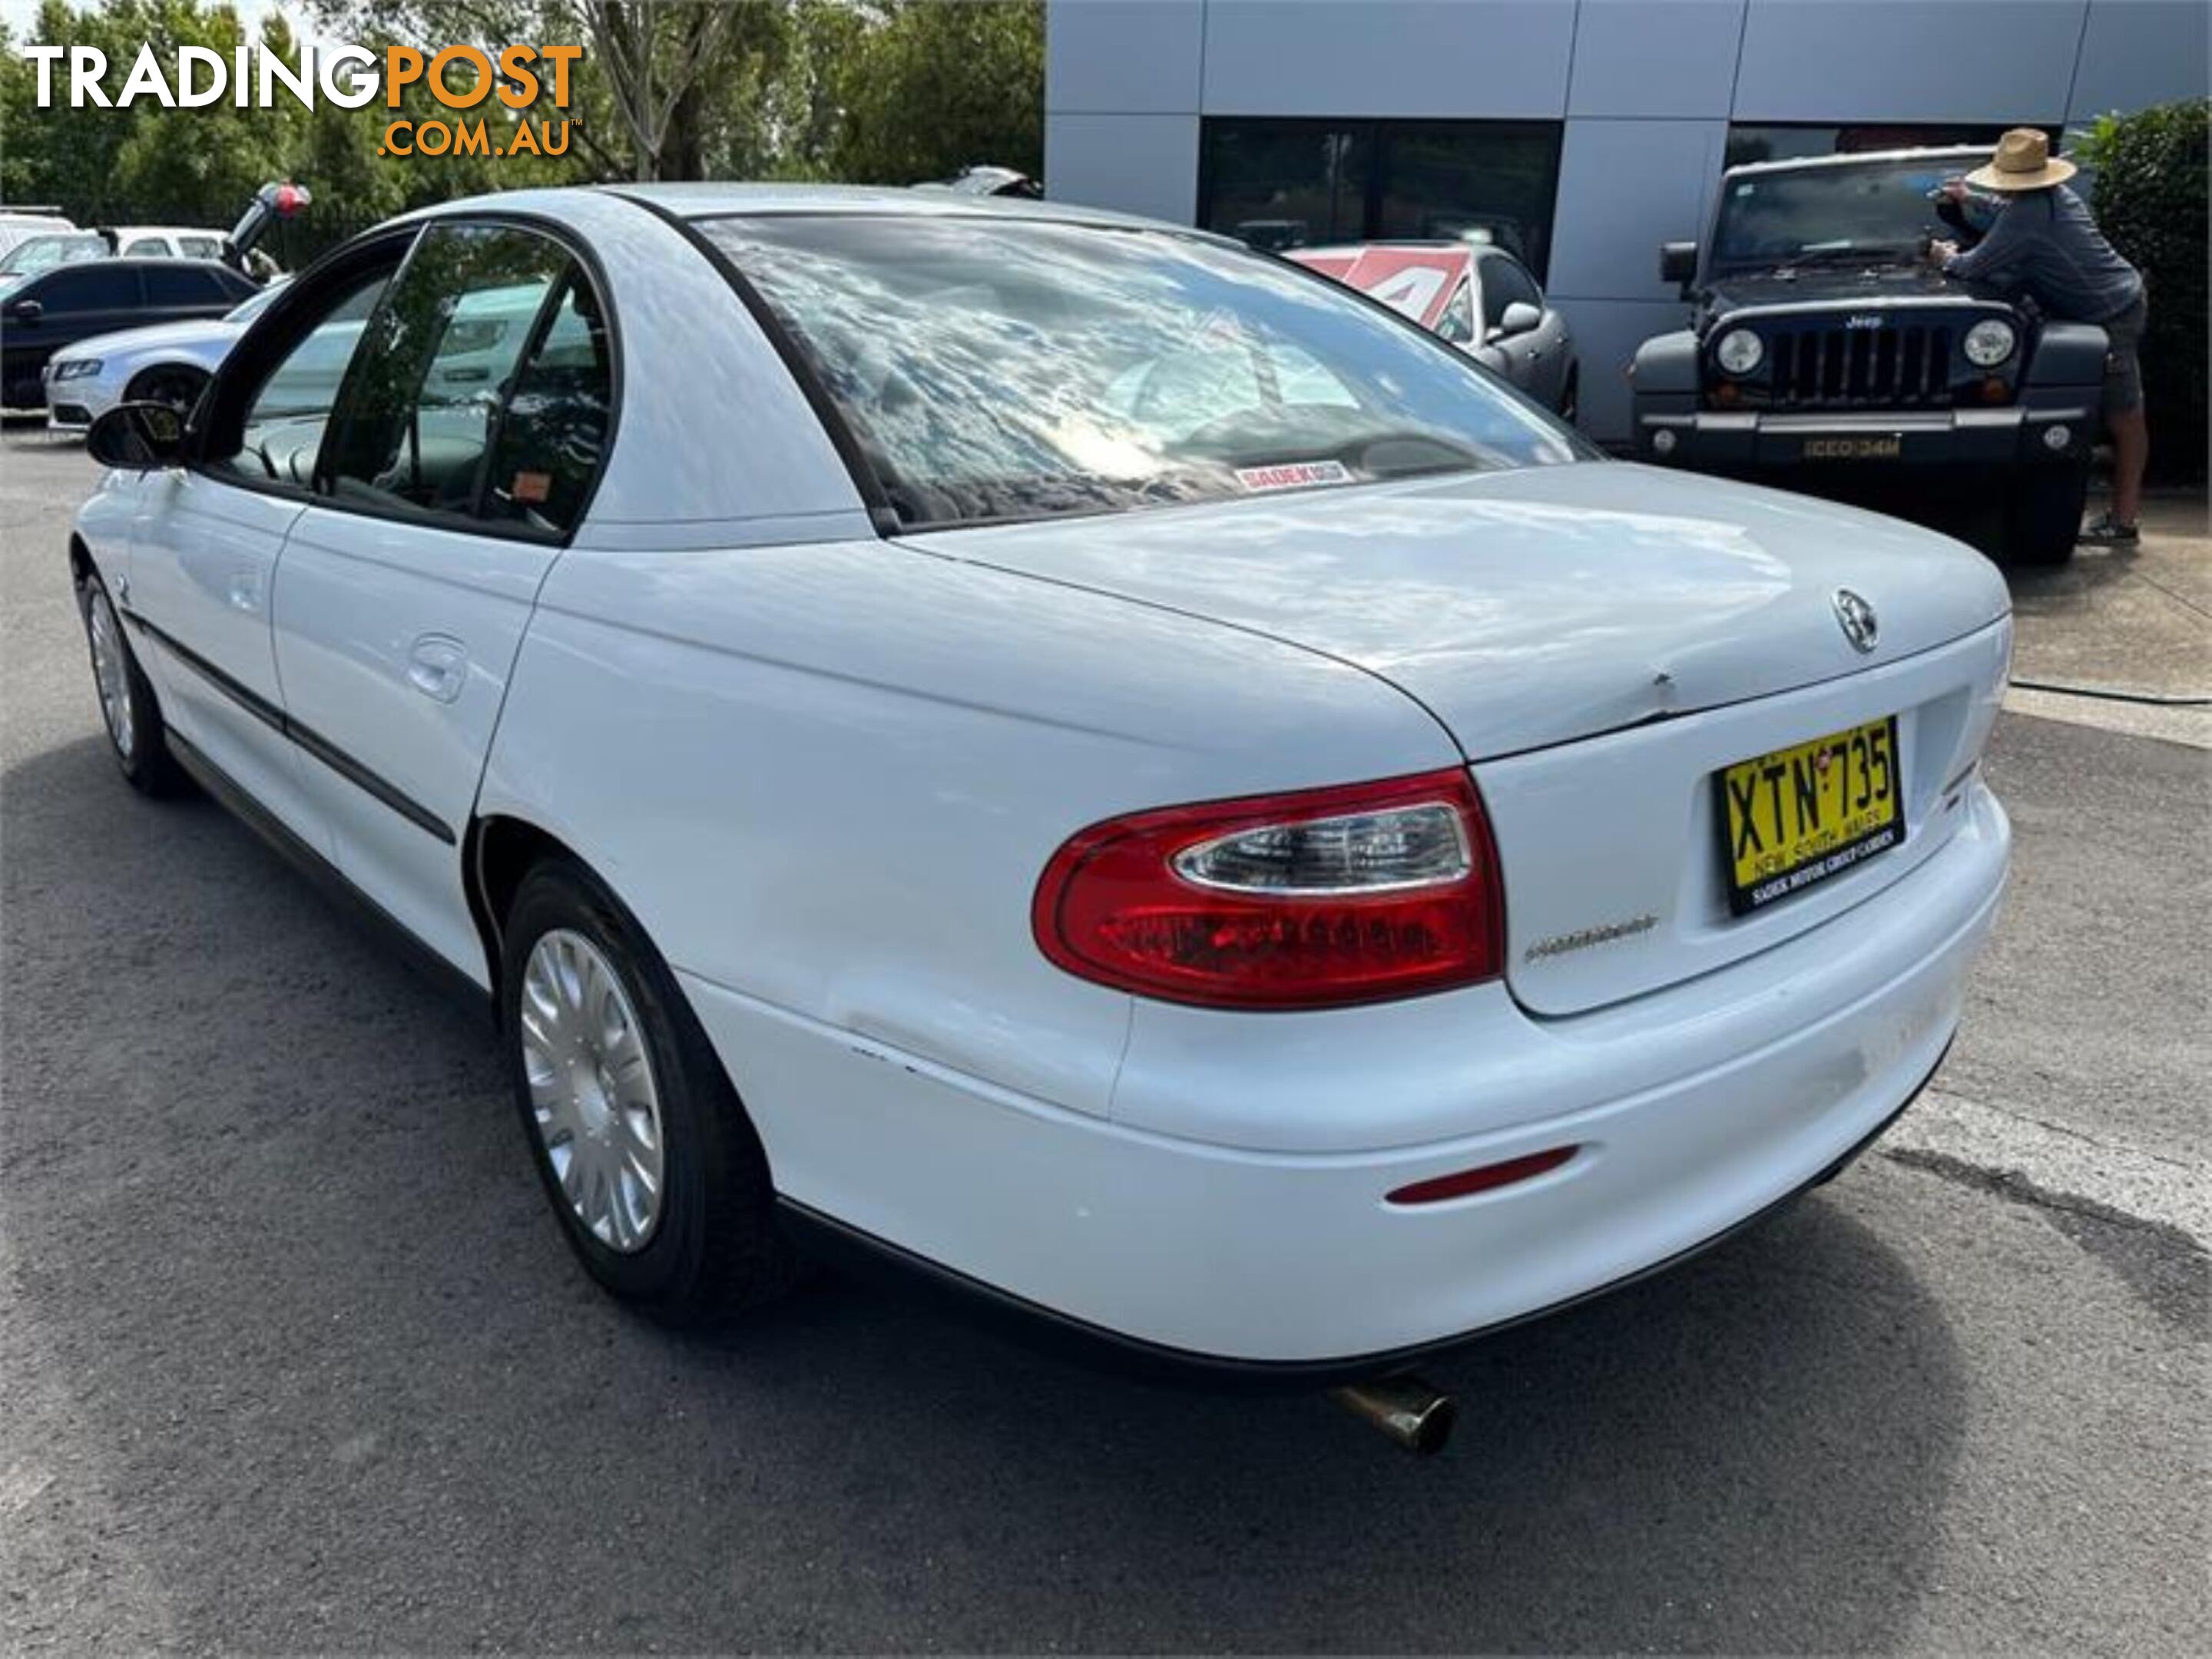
2 428 2205 1654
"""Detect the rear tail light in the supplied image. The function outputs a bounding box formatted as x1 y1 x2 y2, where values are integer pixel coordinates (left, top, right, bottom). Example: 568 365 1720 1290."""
1031 769 1505 1009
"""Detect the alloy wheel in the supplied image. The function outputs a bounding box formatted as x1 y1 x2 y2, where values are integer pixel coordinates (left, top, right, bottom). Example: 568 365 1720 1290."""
86 586 134 760
517 928 667 1252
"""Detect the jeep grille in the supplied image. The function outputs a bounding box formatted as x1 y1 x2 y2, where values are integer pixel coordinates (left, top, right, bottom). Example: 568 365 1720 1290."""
1760 320 1957 409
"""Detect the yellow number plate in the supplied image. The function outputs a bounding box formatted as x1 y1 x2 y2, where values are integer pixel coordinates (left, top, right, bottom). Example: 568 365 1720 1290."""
1802 435 1902 460
1717 716 1903 915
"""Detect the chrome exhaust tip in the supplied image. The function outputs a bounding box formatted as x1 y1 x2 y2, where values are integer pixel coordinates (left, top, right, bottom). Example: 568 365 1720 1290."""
1329 1376 1458 1456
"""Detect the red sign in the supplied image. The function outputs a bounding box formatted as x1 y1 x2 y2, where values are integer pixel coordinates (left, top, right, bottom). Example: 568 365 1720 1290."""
1285 245 1472 331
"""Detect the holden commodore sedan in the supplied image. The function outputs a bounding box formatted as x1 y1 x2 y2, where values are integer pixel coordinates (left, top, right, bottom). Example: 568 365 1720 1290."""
68 187 2011 1441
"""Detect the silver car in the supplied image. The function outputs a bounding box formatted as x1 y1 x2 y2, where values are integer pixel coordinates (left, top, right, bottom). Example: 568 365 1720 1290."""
45 278 542 432
44 283 286 430
1287 241 1581 422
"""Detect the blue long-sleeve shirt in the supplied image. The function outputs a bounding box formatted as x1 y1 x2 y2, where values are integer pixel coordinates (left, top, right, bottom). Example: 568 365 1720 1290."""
1942 185 2143 323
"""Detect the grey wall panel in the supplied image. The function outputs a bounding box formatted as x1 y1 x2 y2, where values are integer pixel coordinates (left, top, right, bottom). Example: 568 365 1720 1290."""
1044 112 1204 222
1547 118 1730 303
1200 0 1576 117
2068 0 2211 120
1734 0 2085 123
1551 297 1698 442
1048 0 1205 114
1568 0 1747 118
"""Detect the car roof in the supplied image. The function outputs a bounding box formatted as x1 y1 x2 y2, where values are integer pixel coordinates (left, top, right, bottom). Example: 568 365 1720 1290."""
68 256 240 270
109 224 227 238
399 181 1218 240
24 256 245 278
1724 143 1992 180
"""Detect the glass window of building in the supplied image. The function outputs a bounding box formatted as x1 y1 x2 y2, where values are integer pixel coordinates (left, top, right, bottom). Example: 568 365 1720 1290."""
1202 119 1565 278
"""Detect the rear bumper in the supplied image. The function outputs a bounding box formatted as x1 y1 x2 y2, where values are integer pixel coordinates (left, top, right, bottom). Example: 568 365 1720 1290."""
1636 402 2094 471
683 785 2010 1369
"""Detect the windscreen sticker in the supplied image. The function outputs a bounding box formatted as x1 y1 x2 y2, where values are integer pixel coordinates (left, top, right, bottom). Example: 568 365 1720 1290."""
1234 459 1353 493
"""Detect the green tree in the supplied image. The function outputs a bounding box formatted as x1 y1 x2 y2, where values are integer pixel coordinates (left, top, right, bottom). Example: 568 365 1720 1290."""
310 0 794 182
2078 98 2210 482
830 0 1041 184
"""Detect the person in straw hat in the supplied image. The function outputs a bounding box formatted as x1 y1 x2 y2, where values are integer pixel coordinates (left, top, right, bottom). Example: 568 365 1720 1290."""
1929 127 2149 547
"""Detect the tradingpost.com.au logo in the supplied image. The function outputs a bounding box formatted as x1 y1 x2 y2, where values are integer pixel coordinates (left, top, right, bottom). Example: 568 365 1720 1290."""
18 39 581 160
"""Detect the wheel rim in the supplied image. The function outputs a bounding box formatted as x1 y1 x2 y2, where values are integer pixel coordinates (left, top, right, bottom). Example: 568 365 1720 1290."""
140 371 202 412
518 929 667 1253
87 588 134 760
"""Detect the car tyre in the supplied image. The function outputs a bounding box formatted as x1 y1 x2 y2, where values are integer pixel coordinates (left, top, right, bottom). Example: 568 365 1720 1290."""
124 364 210 418
77 570 188 796
501 858 796 1323
2003 463 2088 567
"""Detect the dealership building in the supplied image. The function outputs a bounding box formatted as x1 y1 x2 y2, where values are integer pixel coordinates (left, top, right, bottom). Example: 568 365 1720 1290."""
1043 0 2210 442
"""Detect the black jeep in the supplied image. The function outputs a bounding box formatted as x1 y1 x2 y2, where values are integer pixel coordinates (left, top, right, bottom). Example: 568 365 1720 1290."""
1631 144 2106 565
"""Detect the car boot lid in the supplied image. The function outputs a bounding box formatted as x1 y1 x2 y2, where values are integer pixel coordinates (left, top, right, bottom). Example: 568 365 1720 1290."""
904 461 2012 762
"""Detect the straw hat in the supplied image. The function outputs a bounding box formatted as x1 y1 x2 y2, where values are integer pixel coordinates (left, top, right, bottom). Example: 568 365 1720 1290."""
1966 127 2077 191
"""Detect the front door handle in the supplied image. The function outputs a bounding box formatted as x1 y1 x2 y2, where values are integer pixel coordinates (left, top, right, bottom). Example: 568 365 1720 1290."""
406 634 468 704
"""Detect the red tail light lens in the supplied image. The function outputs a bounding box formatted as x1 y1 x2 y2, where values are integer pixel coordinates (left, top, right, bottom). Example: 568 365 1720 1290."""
1031 769 1505 1009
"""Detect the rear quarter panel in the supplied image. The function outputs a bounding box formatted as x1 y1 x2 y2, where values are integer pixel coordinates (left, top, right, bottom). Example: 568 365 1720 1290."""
477 535 1459 1123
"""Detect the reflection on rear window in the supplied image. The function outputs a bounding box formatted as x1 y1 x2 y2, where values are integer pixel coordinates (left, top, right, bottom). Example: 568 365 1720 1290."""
702 214 1589 528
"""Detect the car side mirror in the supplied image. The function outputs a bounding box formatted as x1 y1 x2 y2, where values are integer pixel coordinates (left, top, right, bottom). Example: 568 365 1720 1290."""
1658 240 1698 289
86 400 187 470
7 297 42 324
1489 301 1542 343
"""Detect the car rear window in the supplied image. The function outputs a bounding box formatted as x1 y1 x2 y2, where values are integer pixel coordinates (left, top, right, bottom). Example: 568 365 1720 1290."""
700 214 1589 529
144 266 230 305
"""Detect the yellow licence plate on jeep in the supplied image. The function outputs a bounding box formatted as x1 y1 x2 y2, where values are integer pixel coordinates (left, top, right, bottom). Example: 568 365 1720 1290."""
1801 435 1902 460
1717 717 1903 915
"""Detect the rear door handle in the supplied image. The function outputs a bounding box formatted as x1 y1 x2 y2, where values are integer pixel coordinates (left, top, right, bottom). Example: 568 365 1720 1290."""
406 634 468 704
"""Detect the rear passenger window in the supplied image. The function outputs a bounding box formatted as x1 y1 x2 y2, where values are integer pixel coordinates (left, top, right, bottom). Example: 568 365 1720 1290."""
144 267 227 305
479 275 612 535
177 237 222 260
122 237 169 257
38 267 138 311
320 223 609 535
320 224 567 525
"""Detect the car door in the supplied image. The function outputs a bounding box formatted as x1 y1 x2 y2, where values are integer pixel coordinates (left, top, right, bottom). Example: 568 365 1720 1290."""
1474 255 1535 399
1481 254 1568 409
2 263 142 404
121 253 401 853
270 222 614 979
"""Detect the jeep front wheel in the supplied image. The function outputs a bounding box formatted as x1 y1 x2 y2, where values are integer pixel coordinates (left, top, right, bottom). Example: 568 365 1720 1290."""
2005 464 2088 567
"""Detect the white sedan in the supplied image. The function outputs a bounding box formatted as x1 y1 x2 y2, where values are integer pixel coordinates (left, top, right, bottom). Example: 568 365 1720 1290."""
68 187 2011 1438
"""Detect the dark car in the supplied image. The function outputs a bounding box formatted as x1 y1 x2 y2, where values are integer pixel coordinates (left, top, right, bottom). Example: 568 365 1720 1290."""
1630 145 2105 565
2 258 259 411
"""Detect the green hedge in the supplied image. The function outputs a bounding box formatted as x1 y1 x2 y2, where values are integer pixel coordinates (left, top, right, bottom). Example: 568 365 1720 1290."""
2078 99 2210 482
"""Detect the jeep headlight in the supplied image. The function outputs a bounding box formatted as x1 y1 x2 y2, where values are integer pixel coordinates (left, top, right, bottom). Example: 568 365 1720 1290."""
50 357 101 381
1714 328 1763 376
1963 319 2016 368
